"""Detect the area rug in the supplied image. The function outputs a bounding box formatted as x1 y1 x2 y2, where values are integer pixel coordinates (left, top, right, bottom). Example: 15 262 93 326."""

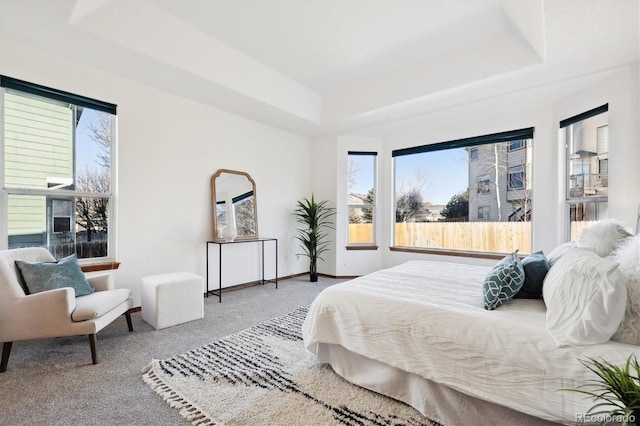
142 306 438 425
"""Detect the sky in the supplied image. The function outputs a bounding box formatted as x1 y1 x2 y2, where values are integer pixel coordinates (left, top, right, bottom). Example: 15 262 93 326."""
395 148 468 205
350 148 469 205
75 108 106 173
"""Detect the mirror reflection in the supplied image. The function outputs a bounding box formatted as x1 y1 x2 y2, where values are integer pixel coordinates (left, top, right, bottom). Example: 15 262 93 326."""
211 169 258 241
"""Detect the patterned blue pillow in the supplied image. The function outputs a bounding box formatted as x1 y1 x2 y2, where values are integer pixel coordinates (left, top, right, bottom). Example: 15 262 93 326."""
16 254 94 297
483 251 525 310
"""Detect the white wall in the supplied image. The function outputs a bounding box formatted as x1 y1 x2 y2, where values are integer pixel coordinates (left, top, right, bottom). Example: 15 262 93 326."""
0 37 313 305
308 135 339 276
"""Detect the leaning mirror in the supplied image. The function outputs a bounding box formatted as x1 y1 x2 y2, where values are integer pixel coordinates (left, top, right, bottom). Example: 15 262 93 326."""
211 169 258 242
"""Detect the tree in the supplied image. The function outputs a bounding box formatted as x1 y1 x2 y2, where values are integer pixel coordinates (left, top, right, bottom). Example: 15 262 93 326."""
441 190 469 220
395 189 424 222
347 158 361 191
395 169 429 223
87 111 112 169
75 111 112 244
75 166 110 243
348 208 362 224
361 188 374 223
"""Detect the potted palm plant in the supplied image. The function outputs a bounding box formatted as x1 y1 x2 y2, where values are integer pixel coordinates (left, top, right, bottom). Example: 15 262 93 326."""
293 194 335 282
564 354 640 426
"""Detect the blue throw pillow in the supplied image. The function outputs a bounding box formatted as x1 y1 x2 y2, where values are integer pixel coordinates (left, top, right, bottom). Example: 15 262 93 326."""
513 251 549 299
483 250 525 310
16 254 94 297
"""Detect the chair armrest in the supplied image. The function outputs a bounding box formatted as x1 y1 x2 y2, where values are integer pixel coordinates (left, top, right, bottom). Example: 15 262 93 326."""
0 288 76 341
12 288 75 318
86 272 113 292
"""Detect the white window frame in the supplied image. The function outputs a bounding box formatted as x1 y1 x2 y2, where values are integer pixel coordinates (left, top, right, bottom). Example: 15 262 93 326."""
346 151 377 247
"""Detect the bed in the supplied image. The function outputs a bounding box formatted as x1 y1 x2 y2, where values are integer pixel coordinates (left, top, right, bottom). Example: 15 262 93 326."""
302 257 639 425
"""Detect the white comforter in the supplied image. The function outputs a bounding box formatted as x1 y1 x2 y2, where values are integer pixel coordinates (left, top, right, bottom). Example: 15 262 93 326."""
302 260 638 423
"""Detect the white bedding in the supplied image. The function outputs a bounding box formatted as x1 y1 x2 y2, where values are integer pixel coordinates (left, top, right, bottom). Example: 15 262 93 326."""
302 260 639 423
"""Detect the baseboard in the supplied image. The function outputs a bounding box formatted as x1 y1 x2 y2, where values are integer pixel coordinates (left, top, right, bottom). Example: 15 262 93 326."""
318 273 359 280
285 272 360 280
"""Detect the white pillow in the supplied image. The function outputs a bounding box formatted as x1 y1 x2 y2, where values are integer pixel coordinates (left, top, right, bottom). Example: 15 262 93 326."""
546 241 578 267
611 234 640 345
577 218 633 257
543 248 626 346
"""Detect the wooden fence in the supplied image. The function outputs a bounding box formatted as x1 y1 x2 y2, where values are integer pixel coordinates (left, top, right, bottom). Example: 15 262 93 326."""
49 241 108 259
394 222 532 253
350 220 598 253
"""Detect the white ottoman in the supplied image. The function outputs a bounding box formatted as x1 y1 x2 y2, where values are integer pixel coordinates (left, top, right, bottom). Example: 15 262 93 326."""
141 272 204 330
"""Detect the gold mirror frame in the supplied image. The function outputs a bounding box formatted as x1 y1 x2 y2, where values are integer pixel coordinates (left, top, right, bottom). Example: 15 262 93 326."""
211 169 258 242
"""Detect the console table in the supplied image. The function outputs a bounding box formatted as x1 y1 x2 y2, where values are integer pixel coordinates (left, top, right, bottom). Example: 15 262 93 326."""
205 238 278 302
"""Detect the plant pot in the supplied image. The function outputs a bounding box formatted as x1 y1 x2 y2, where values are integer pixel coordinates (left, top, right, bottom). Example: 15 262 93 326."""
310 273 318 282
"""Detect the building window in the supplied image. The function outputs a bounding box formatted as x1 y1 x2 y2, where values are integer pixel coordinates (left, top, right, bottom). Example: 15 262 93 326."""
508 165 525 190
561 104 608 241
392 127 533 254
508 140 525 151
477 176 491 194
1 76 116 260
478 206 490 220
347 151 376 245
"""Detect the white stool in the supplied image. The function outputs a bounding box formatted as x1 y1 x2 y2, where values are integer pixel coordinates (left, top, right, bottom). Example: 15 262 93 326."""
141 272 204 330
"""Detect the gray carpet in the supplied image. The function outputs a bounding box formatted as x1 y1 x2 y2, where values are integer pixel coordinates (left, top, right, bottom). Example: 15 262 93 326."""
0 276 341 425
142 306 435 426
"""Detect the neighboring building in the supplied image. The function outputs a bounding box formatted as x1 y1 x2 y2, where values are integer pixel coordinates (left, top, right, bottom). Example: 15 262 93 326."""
348 193 369 223
567 114 609 223
5 91 75 248
467 140 532 222
418 203 446 222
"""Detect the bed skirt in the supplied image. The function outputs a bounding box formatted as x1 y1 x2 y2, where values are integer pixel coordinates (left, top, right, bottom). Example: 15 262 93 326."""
316 343 567 426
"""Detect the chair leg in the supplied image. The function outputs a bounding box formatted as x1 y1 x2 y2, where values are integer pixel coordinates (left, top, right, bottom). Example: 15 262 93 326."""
88 334 98 364
1 342 12 373
125 310 133 332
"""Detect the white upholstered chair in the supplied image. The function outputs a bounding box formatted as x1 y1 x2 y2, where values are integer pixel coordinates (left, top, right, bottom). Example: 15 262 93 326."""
0 247 133 372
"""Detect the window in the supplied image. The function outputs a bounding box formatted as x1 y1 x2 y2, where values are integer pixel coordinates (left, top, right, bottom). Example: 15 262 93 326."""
508 140 525 151
561 104 608 241
392 127 533 254
478 206 490 220
1 76 116 260
477 176 491 194
508 165 525 190
347 151 376 245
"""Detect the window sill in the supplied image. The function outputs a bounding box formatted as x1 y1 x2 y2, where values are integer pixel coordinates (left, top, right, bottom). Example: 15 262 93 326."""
389 246 509 260
346 245 378 251
80 261 121 273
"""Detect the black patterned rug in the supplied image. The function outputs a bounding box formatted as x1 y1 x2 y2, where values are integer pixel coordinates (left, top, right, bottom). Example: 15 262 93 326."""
142 306 437 426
